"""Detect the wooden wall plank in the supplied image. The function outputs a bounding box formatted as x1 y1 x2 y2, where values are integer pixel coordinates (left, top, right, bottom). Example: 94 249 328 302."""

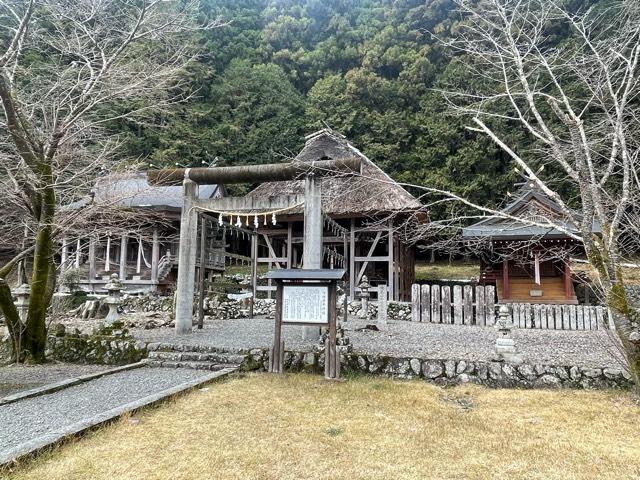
442 286 452 324
453 285 463 325
595 306 604 330
485 286 496 326
421 285 430 323
411 284 421 322
463 285 473 325
431 285 441 323
475 286 485 326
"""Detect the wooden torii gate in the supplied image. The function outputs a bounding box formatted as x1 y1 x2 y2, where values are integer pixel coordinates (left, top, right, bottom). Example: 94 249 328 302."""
148 158 361 334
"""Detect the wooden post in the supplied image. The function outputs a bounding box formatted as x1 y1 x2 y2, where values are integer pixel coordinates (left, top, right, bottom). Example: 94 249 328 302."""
75 238 81 268
197 216 207 329
175 178 199 334
287 222 293 268
136 237 142 274
119 235 128 281
502 259 510 300
151 228 160 285
326 282 338 379
270 281 284 373
61 237 68 271
105 236 111 272
388 221 394 301
349 218 355 300
564 262 572 300
88 237 96 281
250 233 258 319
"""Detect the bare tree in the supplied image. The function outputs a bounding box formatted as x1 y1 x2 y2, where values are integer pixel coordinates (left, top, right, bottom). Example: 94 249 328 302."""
0 0 221 362
393 0 640 384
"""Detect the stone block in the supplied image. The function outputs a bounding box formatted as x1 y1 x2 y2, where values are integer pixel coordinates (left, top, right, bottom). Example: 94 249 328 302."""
422 360 444 379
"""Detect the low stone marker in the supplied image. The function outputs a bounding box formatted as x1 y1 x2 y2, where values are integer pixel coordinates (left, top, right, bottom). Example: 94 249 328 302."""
377 284 388 328
494 305 523 364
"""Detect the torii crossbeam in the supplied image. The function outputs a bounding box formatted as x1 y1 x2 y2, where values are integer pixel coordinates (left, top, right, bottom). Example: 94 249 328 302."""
149 158 361 334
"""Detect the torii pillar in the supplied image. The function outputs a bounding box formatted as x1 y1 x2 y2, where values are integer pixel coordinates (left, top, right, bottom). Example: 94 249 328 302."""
149 158 361 334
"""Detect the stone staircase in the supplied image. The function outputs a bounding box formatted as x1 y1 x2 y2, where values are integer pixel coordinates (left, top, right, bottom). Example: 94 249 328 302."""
145 348 247 371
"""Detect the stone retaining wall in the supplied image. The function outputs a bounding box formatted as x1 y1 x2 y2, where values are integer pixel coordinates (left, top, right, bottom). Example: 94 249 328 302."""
146 343 632 389
47 322 147 365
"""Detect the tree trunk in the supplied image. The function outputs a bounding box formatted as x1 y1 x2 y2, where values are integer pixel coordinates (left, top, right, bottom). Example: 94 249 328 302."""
0 279 23 361
23 184 56 363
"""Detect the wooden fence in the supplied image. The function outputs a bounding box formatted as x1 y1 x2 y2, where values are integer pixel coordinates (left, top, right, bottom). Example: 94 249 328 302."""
410 283 605 330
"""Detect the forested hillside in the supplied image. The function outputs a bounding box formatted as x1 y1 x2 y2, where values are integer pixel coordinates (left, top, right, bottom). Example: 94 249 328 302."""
114 0 592 213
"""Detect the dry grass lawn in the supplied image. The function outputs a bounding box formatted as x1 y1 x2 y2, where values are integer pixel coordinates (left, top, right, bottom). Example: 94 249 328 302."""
6 373 640 480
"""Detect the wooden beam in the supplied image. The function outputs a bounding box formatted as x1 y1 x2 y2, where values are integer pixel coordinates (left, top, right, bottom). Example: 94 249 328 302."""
261 233 284 269
354 256 390 262
356 230 383 284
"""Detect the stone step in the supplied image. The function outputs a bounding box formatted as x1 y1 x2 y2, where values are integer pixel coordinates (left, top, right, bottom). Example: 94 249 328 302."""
145 360 239 371
148 351 246 365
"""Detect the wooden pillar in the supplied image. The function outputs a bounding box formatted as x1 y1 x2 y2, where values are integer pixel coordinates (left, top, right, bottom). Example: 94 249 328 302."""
287 222 293 268
75 238 82 268
151 228 160 284
119 235 128 281
564 261 572 300
175 178 199 334
349 218 356 300
105 236 111 272
88 237 96 281
250 233 258 318
197 216 207 329
388 221 394 301
61 237 68 271
135 238 142 274
502 259 510 300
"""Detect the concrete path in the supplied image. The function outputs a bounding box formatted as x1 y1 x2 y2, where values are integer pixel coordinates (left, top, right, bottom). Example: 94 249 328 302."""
0 366 235 465
0 363 111 397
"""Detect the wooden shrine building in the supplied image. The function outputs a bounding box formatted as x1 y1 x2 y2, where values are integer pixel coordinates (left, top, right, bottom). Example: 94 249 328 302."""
64 172 226 293
462 185 599 304
243 129 422 301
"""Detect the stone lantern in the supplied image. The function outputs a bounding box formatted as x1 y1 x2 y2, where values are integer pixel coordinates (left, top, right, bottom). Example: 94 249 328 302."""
103 273 124 325
14 283 30 323
357 275 371 319
495 305 523 364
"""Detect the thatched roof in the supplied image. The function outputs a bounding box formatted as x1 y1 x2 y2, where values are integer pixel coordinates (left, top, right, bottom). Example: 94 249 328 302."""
246 129 421 216
67 173 222 212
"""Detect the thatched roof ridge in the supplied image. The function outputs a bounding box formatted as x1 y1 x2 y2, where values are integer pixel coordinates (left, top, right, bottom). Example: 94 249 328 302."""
247 129 421 216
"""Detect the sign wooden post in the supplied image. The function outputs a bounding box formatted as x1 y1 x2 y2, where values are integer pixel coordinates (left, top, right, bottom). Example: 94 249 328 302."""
266 269 345 379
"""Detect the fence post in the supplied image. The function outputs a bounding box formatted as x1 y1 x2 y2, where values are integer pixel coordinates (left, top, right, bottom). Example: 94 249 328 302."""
421 285 430 323
411 284 421 322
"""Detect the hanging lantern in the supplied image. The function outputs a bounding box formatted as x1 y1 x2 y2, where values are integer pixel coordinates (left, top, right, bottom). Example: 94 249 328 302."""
271 212 277 225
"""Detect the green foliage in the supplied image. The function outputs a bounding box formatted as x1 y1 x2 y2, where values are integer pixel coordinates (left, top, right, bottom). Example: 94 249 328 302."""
117 0 587 218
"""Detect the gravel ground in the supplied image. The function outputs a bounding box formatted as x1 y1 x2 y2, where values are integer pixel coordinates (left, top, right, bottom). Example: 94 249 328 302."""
0 363 111 397
133 318 625 369
0 367 210 455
